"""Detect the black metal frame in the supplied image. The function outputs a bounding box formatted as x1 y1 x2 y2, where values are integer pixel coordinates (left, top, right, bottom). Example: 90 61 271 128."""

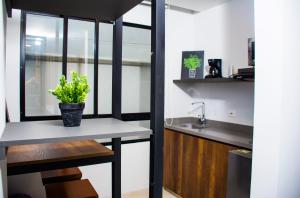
18 2 165 197
102 138 150 146
112 17 123 121
5 0 12 17
150 0 165 197
19 11 152 123
19 11 26 119
123 22 152 30
20 113 150 122
111 16 123 198
8 155 115 176
94 20 99 116
62 16 68 76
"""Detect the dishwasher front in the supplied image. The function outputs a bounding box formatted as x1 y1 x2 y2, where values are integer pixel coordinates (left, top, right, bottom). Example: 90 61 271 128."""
226 149 252 198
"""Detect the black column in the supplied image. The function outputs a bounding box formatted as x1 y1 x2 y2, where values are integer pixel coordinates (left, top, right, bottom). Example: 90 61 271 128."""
62 17 68 77
112 17 123 120
149 0 165 197
94 21 99 116
20 11 26 121
112 16 123 198
5 0 12 17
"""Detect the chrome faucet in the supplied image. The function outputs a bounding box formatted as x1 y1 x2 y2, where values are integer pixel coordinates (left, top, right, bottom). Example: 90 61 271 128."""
192 102 206 126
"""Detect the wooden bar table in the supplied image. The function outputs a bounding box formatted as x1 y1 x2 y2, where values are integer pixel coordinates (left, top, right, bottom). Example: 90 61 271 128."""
0 118 152 198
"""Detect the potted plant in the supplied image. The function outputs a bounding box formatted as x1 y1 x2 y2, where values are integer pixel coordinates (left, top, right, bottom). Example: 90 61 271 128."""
184 54 201 78
49 71 90 127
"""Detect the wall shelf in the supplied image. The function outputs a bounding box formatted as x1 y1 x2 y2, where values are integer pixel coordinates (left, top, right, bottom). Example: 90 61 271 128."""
173 78 254 84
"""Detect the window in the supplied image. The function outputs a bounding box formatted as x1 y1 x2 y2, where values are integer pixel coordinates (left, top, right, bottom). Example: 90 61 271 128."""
122 26 151 113
24 14 63 116
67 19 95 114
21 12 151 121
98 23 113 114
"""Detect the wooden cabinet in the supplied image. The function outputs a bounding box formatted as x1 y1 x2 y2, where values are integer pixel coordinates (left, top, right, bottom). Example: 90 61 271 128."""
164 129 239 198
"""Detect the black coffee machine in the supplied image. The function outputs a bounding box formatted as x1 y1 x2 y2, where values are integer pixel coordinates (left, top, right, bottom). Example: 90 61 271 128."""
205 59 222 78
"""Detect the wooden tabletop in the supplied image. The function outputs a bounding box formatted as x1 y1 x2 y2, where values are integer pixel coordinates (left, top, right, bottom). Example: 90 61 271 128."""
7 140 114 175
7 140 113 167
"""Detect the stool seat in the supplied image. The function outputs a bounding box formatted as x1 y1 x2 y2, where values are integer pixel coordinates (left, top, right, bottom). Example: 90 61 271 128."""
45 179 98 198
41 167 82 185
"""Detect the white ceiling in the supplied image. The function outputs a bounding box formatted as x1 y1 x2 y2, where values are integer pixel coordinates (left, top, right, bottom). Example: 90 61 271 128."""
167 0 231 12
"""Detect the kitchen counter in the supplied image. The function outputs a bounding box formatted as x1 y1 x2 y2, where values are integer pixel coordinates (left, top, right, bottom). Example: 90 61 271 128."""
165 117 253 149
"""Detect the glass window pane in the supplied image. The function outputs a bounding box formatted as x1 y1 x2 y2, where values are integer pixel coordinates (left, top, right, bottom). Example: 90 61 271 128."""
67 19 95 114
98 23 113 114
25 14 63 116
122 26 151 113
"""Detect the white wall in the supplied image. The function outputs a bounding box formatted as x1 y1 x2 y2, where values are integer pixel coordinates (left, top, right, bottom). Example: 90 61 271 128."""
123 5 151 26
195 0 255 75
179 82 254 125
251 0 300 197
0 0 6 133
0 0 7 197
5 9 19 122
191 0 254 126
166 0 255 126
164 7 196 118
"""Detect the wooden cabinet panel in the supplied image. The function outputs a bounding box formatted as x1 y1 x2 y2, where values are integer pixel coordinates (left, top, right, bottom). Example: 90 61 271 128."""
164 129 184 195
164 129 239 198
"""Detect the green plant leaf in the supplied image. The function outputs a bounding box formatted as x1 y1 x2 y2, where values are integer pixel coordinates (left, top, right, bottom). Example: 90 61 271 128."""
49 71 90 104
184 55 201 70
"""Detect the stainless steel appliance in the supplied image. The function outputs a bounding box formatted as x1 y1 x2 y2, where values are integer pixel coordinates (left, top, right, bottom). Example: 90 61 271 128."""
227 149 252 198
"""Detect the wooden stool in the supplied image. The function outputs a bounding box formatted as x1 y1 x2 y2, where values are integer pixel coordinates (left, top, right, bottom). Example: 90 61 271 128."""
45 179 98 198
41 167 82 185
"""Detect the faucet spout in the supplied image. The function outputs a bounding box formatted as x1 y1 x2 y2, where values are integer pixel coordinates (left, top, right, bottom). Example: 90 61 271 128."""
191 102 206 125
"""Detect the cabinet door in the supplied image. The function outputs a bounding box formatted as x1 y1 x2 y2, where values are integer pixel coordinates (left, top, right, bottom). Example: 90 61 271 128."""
164 129 238 198
164 129 184 195
181 136 237 198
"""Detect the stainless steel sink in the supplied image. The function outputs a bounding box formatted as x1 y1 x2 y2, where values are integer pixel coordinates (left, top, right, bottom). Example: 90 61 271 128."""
177 123 207 130
165 117 253 149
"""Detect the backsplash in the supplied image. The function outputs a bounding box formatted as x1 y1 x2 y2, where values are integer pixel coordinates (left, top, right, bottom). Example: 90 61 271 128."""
184 83 254 126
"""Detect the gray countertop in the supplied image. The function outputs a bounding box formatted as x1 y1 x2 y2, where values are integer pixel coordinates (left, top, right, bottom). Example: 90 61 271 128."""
0 118 152 147
165 117 253 149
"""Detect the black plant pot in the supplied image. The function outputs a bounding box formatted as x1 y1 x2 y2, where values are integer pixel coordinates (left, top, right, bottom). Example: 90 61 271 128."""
59 103 85 127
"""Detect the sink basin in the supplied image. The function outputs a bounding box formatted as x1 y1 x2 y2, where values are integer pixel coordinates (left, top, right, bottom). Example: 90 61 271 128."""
177 123 207 130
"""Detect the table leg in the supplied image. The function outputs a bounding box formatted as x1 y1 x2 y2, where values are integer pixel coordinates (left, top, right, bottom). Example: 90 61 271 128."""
0 148 7 198
149 133 163 198
112 138 121 198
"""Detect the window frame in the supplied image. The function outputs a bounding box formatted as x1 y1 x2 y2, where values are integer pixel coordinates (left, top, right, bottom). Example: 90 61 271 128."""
20 11 151 122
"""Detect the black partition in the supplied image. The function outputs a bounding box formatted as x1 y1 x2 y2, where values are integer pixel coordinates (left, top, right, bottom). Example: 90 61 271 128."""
150 0 165 196
111 17 123 197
